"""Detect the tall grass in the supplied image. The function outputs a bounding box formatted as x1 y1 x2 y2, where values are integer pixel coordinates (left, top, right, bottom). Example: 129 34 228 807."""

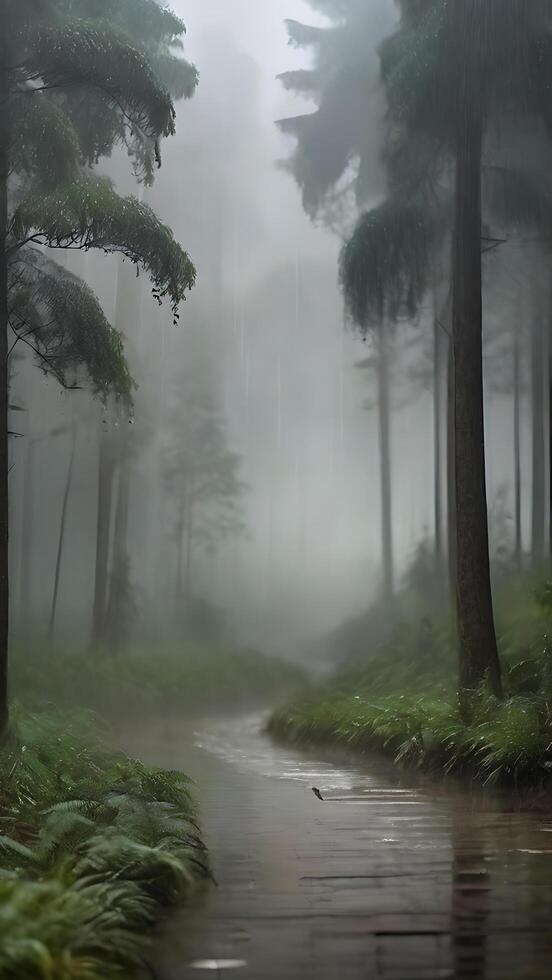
0 708 209 979
269 576 552 786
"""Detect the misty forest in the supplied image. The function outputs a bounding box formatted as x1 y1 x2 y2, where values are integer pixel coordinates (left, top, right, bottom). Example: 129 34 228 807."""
4 1 552 978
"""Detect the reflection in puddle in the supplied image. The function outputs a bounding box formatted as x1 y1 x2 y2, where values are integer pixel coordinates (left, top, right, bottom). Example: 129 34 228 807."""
189 960 248 970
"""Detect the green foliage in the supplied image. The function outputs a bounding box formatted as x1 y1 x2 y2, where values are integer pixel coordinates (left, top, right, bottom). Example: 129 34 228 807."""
270 570 552 786
4 0 199 406
21 19 175 145
0 708 208 979
11 177 196 318
9 249 134 398
340 200 433 329
10 91 80 187
269 689 552 786
11 645 308 719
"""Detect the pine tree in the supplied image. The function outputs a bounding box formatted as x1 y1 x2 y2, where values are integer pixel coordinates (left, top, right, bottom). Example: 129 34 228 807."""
0 0 198 729
346 0 552 697
163 378 246 600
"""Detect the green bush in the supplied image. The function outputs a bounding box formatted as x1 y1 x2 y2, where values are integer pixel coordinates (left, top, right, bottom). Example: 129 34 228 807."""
0 708 209 979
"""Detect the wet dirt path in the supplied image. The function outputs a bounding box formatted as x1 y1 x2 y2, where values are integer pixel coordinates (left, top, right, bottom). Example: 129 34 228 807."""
121 714 552 980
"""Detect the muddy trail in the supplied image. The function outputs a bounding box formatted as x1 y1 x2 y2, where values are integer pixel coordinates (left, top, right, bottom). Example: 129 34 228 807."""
121 714 552 980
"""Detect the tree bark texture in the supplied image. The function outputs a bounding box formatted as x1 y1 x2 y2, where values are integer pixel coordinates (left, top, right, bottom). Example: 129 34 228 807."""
451 15 502 697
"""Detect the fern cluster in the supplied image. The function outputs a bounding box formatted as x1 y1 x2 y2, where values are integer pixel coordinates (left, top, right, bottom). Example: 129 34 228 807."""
0 708 209 979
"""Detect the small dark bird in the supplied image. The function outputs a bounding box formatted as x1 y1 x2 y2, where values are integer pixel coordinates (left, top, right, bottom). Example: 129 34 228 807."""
312 786 324 801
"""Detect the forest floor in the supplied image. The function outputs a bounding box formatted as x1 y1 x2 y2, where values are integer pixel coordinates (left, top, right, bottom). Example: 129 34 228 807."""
0 707 209 979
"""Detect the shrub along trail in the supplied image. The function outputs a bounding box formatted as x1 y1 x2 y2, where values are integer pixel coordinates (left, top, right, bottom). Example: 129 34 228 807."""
0 708 209 979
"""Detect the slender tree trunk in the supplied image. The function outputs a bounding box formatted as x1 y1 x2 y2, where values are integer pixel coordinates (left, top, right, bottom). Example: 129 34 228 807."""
513 327 522 568
549 347 552 560
104 452 130 655
0 65 10 731
175 497 185 598
451 23 501 698
91 436 115 649
531 296 545 562
446 337 457 609
433 305 444 569
48 422 76 645
19 438 35 635
377 321 393 599
184 479 194 599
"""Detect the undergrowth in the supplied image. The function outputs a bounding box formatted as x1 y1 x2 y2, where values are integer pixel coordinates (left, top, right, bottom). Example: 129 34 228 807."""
268 577 552 787
0 707 209 979
12 644 307 718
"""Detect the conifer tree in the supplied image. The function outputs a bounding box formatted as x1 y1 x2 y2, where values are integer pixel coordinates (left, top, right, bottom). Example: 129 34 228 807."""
0 0 198 728
163 378 245 600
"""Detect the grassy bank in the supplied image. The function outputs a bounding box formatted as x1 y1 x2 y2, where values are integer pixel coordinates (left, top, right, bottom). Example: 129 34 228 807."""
0 708 209 978
269 577 552 786
269 689 552 785
12 643 307 719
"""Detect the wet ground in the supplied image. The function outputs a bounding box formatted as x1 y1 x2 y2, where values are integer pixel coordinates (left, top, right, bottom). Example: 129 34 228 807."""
121 714 552 980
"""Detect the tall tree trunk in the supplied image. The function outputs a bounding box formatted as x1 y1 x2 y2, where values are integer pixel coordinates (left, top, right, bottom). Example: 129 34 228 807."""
91 436 115 649
377 321 393 599
549 348 552 560
48 422 76 645
451 22 501 698
104 452 130 655
513 327 522 568
175 497 185 598
184 478 194 599
19 437 35 635
0 66 10 732
531 297 546 563
446 338 457 609
433 305 444 570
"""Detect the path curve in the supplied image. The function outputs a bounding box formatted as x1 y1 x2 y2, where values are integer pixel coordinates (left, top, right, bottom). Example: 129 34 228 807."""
122 713 552 980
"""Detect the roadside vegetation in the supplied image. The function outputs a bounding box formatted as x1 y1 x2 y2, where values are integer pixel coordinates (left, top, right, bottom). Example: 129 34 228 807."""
0 708 209 979
269 564 552 786
12 641 307 718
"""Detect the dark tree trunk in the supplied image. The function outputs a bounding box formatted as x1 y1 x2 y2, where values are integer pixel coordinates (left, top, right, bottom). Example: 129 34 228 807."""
48 423 77 644
531 301 545 562
91 436 115 649
19 438 35 634
513 328 522 568
433 307 444 570
0 67 10 732
377 321 394 600
446 338 458 609
549 349 552 560
451 34 501 698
